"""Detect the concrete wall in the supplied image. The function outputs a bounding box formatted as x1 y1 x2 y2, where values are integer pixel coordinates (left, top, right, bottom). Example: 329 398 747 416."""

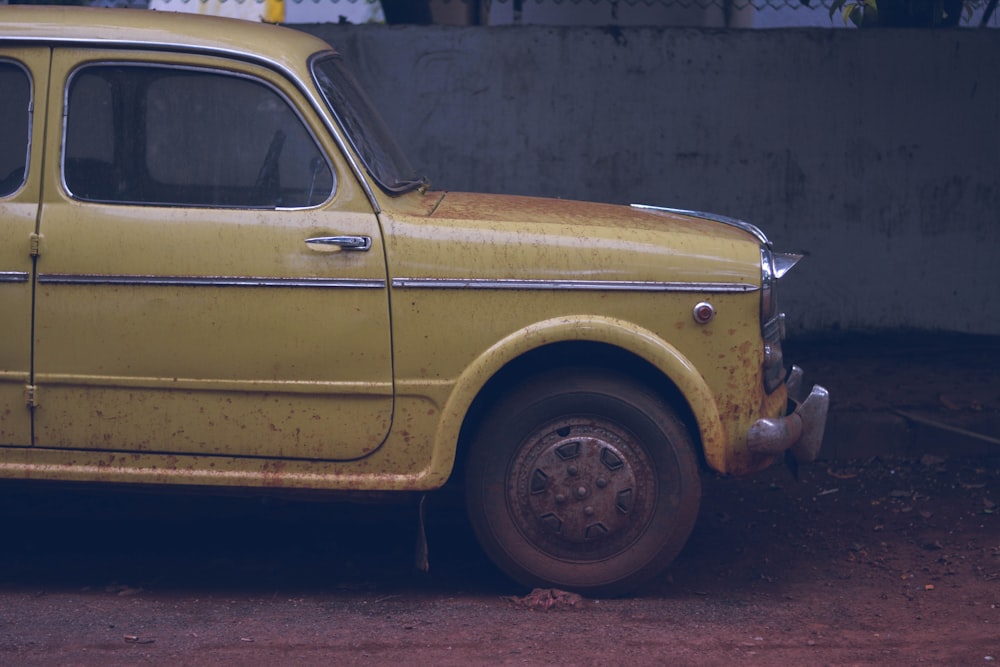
302 25 1000 336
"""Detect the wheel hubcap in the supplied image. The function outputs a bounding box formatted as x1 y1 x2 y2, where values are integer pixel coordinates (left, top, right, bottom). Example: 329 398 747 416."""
508 419 655 561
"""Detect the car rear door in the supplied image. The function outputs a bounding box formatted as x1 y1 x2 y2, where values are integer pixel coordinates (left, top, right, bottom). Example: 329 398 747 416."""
32 49 393 461
0 49 48 447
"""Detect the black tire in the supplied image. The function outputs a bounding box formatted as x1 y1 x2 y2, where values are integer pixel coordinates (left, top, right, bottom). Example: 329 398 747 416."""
465 368 701 597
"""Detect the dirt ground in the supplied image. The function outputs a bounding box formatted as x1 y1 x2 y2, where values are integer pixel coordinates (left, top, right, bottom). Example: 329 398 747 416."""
0 453 996 666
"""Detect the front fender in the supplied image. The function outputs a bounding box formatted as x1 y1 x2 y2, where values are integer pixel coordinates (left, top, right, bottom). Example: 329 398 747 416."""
434 315 730 473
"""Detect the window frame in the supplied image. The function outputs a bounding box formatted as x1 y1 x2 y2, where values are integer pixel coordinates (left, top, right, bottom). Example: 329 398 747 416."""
0 57 34 200
61 59 338 211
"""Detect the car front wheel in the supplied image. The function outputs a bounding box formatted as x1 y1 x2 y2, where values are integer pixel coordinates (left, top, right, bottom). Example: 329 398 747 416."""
465 368 701 597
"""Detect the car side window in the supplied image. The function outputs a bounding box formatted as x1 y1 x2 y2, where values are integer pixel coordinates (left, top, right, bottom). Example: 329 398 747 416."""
0 61 30 198
64 64 335 209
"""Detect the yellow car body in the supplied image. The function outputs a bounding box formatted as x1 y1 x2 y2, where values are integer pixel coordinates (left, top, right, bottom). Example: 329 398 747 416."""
0 7 827 594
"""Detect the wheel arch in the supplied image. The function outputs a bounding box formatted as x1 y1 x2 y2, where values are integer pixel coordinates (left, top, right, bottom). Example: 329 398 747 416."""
435 316 727 484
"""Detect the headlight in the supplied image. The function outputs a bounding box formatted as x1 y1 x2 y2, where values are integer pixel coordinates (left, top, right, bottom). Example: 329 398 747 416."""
760 247 802 393
760 248 777 323
760 248 802 324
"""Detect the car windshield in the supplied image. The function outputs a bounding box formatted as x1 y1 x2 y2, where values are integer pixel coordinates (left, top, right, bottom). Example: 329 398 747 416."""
311 54 425 195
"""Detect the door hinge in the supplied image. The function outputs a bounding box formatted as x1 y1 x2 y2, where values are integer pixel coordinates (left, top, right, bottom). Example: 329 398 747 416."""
29 233 41 257
24 385 38 409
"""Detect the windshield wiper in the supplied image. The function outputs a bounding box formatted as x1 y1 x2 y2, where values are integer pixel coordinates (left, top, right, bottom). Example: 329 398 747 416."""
391 175 431 193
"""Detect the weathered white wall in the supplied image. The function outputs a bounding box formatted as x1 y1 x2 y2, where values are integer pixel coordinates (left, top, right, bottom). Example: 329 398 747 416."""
302 25 1000 336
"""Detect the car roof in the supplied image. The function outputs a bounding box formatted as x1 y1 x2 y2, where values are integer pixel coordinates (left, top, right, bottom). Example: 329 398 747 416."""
0 5 336 70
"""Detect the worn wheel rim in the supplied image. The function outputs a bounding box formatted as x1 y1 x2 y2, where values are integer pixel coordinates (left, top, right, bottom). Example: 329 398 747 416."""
507 417 657 562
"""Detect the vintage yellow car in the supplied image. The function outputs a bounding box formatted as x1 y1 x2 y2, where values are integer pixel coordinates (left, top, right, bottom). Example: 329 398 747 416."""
0 6 827 595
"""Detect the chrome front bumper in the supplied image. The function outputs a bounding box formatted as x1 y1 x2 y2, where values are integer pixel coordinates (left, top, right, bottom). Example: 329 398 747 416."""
747 366 829 463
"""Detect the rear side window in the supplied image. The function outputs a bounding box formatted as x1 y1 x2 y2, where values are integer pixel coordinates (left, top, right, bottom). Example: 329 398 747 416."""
0 61 30 198
64 64 335 209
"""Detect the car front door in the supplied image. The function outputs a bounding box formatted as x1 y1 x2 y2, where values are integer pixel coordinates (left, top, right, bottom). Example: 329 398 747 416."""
32 50 393 461
0 49 48 447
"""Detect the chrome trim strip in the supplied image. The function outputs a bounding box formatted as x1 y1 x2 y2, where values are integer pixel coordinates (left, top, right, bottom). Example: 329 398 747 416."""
631 204 771 247
35 372 393 395
37 274 386 289
392 278 757 293
0 272 30 283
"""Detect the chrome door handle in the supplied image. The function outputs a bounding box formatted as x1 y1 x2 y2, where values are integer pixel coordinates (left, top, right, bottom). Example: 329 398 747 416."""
305 235 372 252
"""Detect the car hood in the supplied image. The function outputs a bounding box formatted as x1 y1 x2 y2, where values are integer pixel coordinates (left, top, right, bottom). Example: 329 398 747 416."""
381 191 764 287
430 192 761 241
